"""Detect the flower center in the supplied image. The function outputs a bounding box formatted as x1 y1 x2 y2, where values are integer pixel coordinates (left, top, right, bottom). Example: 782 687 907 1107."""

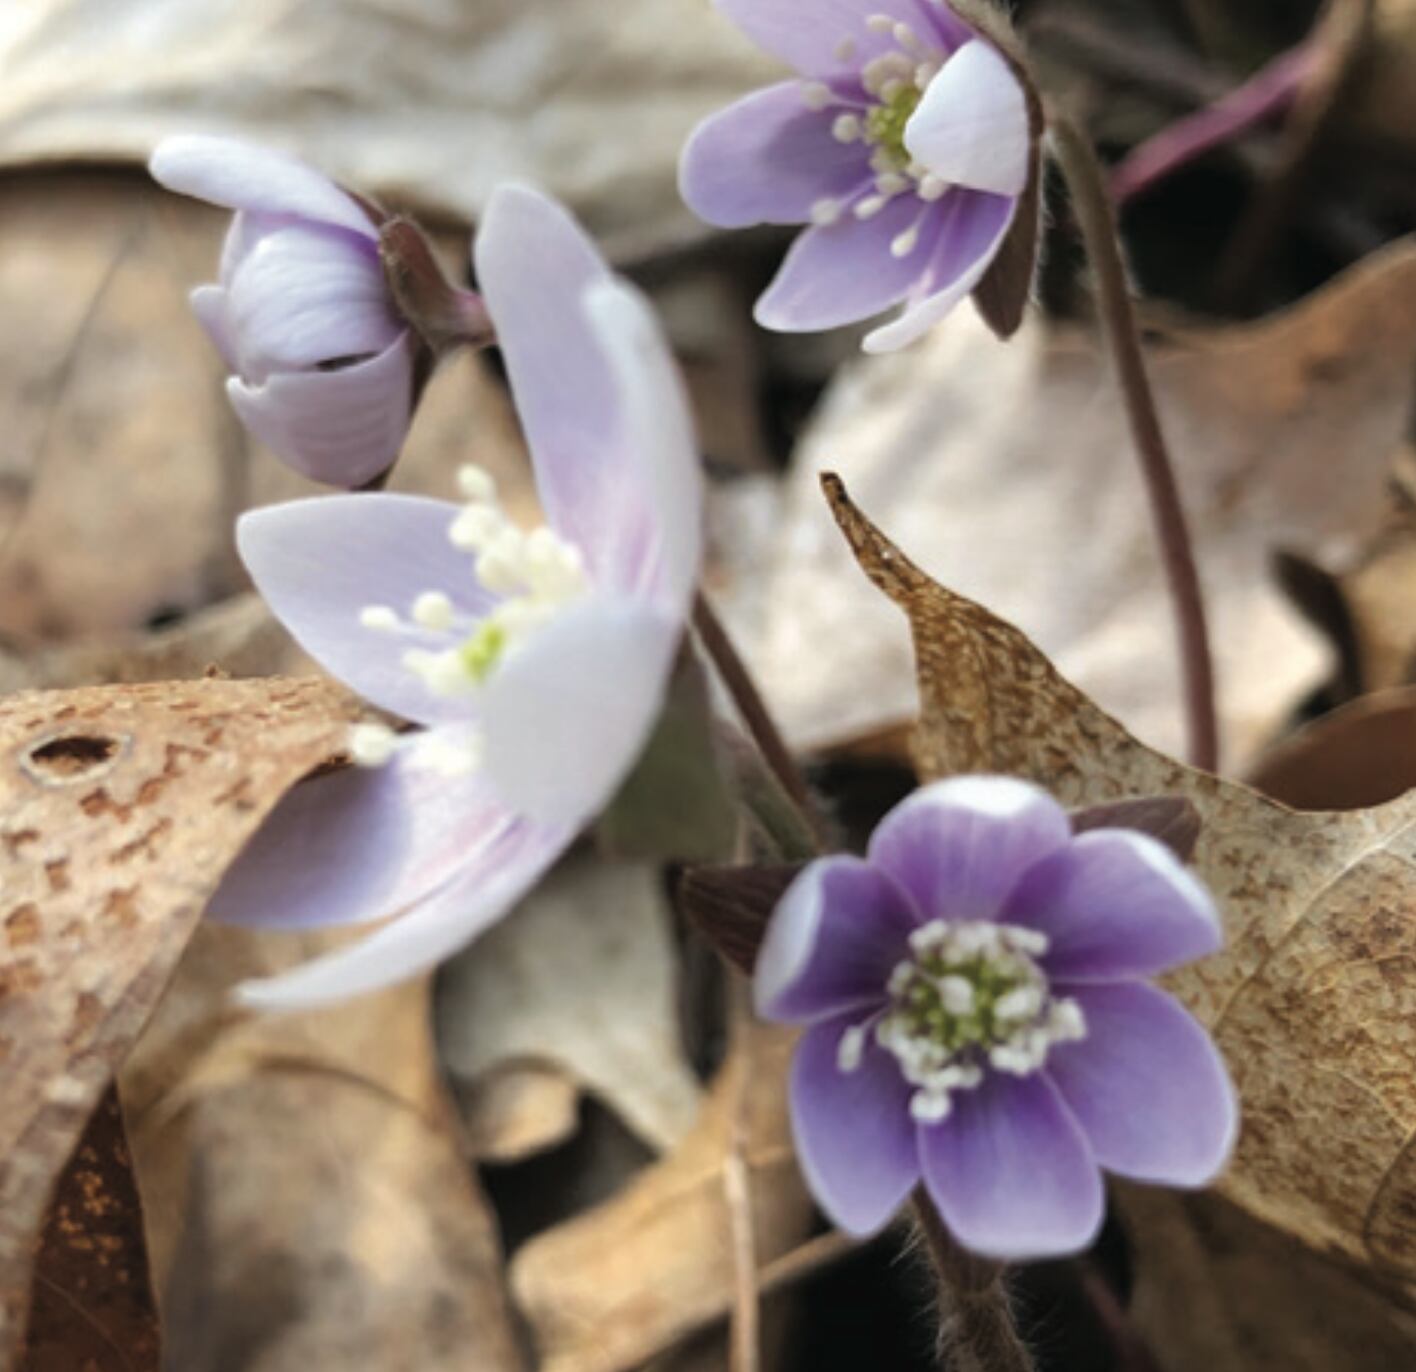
348 464 589 775
838 919 1087 1124
803 14 953 256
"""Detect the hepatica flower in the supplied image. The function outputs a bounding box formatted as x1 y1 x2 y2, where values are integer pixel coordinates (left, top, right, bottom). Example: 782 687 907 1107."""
209 185 701 1010
680 0 1037 351
756 777 1236 1258
150 136 487 487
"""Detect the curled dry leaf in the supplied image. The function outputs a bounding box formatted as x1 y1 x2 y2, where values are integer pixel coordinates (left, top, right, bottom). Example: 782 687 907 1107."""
438 855 704 1155
511 1023 814 1372
19 1086 159 1372
824 473 1416 1293
752 240 1416 767
0 0 778 252
118 922 525 1372
0 675 354 1360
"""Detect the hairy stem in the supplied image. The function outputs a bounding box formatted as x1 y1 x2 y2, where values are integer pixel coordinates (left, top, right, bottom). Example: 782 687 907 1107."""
1049 114 1220 773
914 1196 1036 1372
692 591 832 850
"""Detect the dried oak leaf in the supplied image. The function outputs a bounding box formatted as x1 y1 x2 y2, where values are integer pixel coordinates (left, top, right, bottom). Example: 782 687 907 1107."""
0 675 355 1360
511 1022 815 1372
825 473 1416 1291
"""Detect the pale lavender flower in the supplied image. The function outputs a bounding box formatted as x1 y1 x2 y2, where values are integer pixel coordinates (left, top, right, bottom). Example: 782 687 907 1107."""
209 185 702 1011
149 136 420 487
756 776 1236 1259
680 0 1034 351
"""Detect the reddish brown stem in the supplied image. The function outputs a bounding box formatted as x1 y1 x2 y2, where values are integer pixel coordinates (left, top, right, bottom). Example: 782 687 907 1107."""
1050 114 1220 773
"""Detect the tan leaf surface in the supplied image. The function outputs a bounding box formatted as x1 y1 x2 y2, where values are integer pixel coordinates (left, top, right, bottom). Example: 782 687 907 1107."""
118 923 525 1372
511 1023 814 1372
824 474 1416 1290
752 240 1416 767
0 675 354 1359
0 0 778 253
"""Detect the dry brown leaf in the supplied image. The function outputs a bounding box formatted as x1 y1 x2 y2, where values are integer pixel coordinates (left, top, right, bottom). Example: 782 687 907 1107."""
455 1062 581 1165
0 675 354 1360
0 0 778 253
1122 1187 1416 1371
751 239 1416 767
19 1086 159 1372
438 855 704 1155
511 1022 814 1372
1248 686 1416 812
824 473 1416 1293
118 922 525 1372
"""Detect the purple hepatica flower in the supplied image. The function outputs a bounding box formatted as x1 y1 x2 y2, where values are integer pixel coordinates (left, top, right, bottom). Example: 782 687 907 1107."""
680 0 1033 352
149 135 420 487
209 185 702 1011
755 776 1237 1259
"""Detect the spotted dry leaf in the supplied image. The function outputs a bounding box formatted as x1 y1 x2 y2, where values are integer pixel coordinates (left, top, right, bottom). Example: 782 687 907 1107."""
0 675 355 1359
824 473 1416 1290
19 1086 158 1372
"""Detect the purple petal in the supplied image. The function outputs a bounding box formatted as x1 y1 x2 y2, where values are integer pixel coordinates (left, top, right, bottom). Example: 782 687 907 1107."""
150 135 376 239
755 855 915 1023
234 813 576 1010
1046 983 1237 1186
919 1073 1104 1260
904 40 1031 197
754 192 944 332
190 285 237 369
236 493 497 726
582 280 703 616
479 597 680 827
679 82 871 229
790 1013 920 1236
209 740 517 930
867 776 1071 925
714 0 967 79
227 330 415 487
225 223 401 382
474 185 647 590
998 830 1222 981
862 189 1014 352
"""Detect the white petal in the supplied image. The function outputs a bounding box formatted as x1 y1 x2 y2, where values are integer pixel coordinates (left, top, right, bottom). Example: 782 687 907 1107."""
582 279 703 617
479 597 680 827
234 813 575 1010
150 135 377 237
905 41 1030 197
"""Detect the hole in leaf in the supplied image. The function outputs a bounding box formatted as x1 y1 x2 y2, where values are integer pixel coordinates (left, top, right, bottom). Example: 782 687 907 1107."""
24 734 124 782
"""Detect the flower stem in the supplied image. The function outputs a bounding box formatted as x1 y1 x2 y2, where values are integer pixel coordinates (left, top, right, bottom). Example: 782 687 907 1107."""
914 1195 1036 1372
692 591 832 851
1048 113 1220 773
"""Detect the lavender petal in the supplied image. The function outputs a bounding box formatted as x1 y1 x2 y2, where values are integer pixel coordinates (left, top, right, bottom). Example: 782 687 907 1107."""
1046 982 1237 1186
999 830 1222 981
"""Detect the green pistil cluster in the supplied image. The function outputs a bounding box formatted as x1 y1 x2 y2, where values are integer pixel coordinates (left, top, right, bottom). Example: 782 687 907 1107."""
864 85 923 170
891 954 1031 1055
458 621 508 684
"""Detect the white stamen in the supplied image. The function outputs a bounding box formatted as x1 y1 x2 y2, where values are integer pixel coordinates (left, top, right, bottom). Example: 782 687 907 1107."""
911 1089 952 1123
893 21 926 54
919 173 949 201
360 605 401 632
938 975 974 1016
879 77 904 102
456 464 497 503
834 35 857 62
800 81 832 110
866 13 896 33
875 171 909 196
915 59 941 87
831 112 862 143
811 197 843 226
854 194 887 220
412 590 454 630
837 1023 868 1073
348 722 399 768
450 503 503 551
